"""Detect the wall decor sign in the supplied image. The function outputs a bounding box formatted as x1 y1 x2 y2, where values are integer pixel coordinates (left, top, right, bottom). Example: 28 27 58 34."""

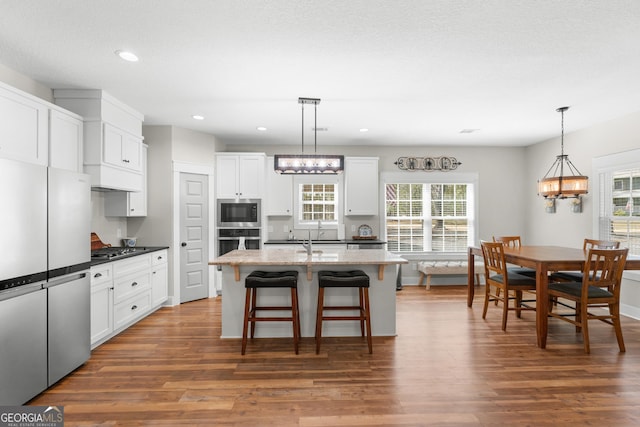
394 156 461 172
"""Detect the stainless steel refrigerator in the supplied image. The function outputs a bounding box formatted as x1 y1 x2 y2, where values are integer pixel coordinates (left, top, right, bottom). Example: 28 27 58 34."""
45 167 91 386
0 159 48 405
0 159 91 404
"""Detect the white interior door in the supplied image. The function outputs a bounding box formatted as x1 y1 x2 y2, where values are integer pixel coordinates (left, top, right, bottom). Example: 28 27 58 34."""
179 172 209 303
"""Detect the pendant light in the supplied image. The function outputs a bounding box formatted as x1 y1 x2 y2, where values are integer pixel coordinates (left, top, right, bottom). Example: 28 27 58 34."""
274 97 344 174
537 106 588 199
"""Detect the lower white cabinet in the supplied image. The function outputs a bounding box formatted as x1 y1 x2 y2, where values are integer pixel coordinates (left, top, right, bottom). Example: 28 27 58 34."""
151 249 168 307
90 264 114 346
90 249 168 348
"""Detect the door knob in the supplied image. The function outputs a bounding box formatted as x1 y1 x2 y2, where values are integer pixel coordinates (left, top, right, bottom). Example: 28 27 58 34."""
181 242 187 247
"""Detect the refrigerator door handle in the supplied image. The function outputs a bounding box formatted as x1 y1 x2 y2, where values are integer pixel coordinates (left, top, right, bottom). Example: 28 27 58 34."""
44 272 87 288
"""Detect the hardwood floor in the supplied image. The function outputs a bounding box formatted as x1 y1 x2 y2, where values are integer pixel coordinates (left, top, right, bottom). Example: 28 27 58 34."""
30 285 640 426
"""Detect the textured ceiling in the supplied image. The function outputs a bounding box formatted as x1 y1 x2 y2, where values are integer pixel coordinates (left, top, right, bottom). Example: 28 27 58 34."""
1 0 640 147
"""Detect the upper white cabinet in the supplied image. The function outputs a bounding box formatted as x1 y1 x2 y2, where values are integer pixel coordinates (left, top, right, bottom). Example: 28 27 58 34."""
104 144 147 217
344 157 379 216
49 108 83 172
54 89 144 192
0 81 48 166
265 156 293 216
216 153 265 199
103 123 142 172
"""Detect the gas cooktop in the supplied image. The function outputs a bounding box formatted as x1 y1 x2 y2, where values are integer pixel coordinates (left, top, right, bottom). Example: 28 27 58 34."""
90 247 140 260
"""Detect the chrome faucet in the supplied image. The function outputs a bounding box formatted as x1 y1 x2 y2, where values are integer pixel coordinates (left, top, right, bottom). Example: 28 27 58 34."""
317 220 324 240
301 229 312 255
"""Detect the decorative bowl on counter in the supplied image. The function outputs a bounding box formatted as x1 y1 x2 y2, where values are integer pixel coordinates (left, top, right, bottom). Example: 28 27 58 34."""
122 237 137 247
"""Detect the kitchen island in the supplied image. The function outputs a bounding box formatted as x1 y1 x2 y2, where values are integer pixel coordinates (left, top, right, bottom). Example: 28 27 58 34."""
209 249 407 338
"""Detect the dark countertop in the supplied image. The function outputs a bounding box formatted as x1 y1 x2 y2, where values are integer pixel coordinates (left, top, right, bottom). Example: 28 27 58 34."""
90 246 169 266
264 240 386 245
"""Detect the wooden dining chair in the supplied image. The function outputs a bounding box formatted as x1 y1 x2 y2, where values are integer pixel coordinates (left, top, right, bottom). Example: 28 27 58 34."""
492 236 536 277
491 236 537 306
550 238 620 283
547 247 628 353
481 241 537 331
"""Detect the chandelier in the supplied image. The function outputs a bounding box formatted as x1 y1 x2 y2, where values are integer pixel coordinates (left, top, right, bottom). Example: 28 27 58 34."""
274 97 344 174
537 106 588 199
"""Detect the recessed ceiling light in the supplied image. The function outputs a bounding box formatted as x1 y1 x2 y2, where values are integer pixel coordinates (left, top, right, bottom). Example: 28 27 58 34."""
115 50 139 62
257 126 267 131
192 115 204 120
460 129 480 134
359 128 369 132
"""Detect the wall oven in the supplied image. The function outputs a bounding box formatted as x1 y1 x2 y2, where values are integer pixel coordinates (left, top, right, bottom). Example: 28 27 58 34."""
217 228 261 257
217 199 261 228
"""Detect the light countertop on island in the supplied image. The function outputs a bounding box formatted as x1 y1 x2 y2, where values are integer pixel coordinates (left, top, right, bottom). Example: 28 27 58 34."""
209 248 407 281
211 248 407 339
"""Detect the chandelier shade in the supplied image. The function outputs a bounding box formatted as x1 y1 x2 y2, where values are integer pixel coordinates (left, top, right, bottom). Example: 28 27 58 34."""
274 97 344 175
274 154 344 174
537 107 588 199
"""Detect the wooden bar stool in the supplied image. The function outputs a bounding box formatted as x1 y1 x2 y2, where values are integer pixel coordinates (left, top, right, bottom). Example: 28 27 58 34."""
242 270 300 355
315 270 372 354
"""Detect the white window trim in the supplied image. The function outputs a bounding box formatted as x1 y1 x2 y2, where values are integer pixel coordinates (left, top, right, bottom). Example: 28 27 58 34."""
293 174 344 230
593 148 640 281
380 171 479 256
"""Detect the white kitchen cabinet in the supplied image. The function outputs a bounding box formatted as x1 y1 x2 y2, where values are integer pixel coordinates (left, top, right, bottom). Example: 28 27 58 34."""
0 81 48 166
49 108 83 172
344 157 379 216
150 249 168 307
112 255 151 305
103 123 142 172
90 250 167 348
265 156 293 215
111 253 150 334
104 144 147 217
53 89 144 192
90 264 114 347
216 153 265 199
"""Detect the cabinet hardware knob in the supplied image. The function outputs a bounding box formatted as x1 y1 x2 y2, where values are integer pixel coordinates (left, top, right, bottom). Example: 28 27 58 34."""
181 242 187 247
94 273 102 278
131 305 138 310
132 281 138 287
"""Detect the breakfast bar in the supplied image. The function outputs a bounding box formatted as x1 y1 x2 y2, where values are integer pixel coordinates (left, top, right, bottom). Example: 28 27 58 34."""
209 249 407 338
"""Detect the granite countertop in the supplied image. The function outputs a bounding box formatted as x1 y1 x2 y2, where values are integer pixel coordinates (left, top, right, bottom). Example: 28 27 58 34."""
209 248 405 266
264 239 386 244
210 248 405 281
90 246 169 266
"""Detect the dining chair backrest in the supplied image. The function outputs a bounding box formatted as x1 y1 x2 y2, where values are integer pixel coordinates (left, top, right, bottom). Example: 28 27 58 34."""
493 236 522 248
481 241 508 278
583 238 620 252
582 248 628 297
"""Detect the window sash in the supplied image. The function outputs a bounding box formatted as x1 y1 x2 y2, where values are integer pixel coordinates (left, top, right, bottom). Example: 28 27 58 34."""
385 182 473 253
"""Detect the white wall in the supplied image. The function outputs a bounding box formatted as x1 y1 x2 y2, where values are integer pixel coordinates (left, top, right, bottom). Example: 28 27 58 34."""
231 143 530 244
0 63 52 102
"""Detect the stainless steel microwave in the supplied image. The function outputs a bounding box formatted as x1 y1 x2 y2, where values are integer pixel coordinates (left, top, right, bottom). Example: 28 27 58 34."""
216 199 261 228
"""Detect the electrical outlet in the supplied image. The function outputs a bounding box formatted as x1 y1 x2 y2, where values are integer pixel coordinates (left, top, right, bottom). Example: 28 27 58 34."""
351 225 356 232
117 228 122 238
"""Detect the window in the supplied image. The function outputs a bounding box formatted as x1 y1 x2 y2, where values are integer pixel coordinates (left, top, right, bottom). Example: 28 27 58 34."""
293 175 342 229
384 180 475 253
594 149 640 257
300 183 336 221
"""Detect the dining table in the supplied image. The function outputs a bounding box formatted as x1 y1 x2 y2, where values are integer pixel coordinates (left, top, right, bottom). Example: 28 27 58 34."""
467 245 640 348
